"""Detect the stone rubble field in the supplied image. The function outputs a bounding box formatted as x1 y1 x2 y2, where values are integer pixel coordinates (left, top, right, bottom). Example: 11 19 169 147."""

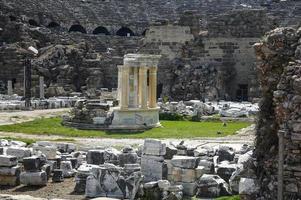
0 138 258 200
159 100 259 118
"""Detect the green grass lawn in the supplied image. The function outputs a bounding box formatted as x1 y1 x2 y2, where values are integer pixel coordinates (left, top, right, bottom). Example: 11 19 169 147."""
0 117 251 139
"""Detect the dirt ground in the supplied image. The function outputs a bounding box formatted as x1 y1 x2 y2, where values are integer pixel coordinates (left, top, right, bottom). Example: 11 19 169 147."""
0 178 86 200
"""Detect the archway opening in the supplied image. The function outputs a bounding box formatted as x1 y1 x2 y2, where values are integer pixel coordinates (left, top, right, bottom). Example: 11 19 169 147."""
93 26 110 35
116 27 135 37
157 83 163 98
69 25 87 34
47 22 60 28
28 19 39 27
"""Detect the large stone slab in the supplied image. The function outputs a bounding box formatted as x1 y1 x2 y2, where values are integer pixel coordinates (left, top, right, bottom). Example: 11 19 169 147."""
0 175 20 186
33 145 57 159
6 147 31 161
23 156 41 172
143 139 166 156
0 155 18 167
20 171 47 186
171 156 199 169
141 155 167 182
87 150 105 165
0 166 21 176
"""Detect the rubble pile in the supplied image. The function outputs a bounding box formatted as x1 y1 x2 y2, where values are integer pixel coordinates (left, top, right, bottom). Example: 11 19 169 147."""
159 100 259 119
0 138 258 199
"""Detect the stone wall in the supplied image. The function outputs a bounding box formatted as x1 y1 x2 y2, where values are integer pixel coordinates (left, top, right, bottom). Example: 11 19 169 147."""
254 27 301 199
0 1 300 100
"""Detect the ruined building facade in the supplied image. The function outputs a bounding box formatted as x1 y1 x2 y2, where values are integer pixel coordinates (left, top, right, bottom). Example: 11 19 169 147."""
255 27 301 199
0 0 300 100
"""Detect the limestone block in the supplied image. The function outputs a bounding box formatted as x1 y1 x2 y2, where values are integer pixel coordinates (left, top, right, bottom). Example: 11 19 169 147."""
198 159 214 174
164 145 177 159
158 180 170 190
196 174 231 198
239 178 259 195
0 155 18 167
33 145 57 159
181 168 197 183
216 161 237 182
23 156 41 172
41 164 51 179
0 175 20 186
0 166 21 176
6 147 31 161
171 156 199 169
60 161 76 178
118 152 138 167
143 139 166 156
87 150 105 165
52 169 64 182
175 182 197 196
20 171 47 186
141 155 167 182
217 146 235 162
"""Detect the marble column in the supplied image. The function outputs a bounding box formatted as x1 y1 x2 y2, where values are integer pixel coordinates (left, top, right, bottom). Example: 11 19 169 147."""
7 80 13 96
39 76 45 99
120 67 129 110
133 67 139 108
139 67 148 109
117 65 122 101
149 67 158 108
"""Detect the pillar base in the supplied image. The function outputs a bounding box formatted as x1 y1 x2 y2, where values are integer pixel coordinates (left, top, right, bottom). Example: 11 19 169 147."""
111 107 160 129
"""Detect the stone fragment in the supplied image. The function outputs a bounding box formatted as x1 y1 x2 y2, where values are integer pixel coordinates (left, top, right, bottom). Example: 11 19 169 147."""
158 180 170 190
196 174 231 198
33 145 57 159
141 155 167 182
87 150 105 165
6 147 31 161
143 139 166 156
239 178 259 195
164 145 177 160
175 182 197 196
0 155 18 167
23 156 41 172
0 166 21 176
217 146 235 162
119 151 138 167
0 175 20 186
60 161 76 178
52 169 64 182
20 171 47 186
216 161 237 182
41 164 51 179
171 156 199 169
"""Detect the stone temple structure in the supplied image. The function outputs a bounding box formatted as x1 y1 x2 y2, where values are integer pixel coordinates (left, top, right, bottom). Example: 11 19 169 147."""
64 54 162 131
112 54 161 129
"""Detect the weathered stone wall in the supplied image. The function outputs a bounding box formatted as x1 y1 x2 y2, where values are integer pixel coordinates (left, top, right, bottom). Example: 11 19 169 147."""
254 27 301 199
0 1 300 100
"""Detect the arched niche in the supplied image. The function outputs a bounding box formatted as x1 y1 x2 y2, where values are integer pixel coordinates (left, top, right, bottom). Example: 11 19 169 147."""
69 24 87 34
116 27 135 36
93 26 110 35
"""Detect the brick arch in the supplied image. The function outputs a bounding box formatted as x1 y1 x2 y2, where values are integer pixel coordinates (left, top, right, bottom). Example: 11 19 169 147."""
28 19 39 26
116 27 135 36
93 26 110 35
47 21 60 28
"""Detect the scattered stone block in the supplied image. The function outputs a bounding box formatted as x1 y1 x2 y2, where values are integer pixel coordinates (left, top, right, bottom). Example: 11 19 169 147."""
0 166 21 176
6 147 31 161
239 178 259 196
20 171 47 186
171 156 199 169
33 145 57 159
217 146 235 162
118 151 138 167
87 150 105 165
143 139 166 156
0 155 18 167
175 182 197 196
23 156 41 172
60 161 76 178
52 169 64 182
216 161 237 182
165 145 177 159
0 175 20 186
141 155 167 182
196 174 231 198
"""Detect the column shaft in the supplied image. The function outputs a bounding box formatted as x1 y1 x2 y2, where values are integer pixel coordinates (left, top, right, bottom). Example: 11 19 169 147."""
149 67 158 108
139 67 148 109
120 67 129 110
133 67 139 108
117 65 122 101
39 76 45 99
7 80 13 96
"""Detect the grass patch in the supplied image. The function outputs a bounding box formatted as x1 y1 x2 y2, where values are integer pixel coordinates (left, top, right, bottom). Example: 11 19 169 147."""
216 195 240 200
0 117 251 139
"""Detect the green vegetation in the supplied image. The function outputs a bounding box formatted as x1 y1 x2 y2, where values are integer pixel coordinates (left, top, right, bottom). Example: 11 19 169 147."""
0 117 251 139
215 195 240 200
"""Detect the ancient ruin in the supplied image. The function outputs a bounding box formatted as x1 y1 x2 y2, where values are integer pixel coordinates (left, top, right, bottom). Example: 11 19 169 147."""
0 0 300 200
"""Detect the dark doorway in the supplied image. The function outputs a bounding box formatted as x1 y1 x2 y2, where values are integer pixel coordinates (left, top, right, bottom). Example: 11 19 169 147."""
236 84 248 101
93 26 110 35
69 25 87 34
157 83 163 98
47 22 60 28
28 19 39 27
116 27 135 36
